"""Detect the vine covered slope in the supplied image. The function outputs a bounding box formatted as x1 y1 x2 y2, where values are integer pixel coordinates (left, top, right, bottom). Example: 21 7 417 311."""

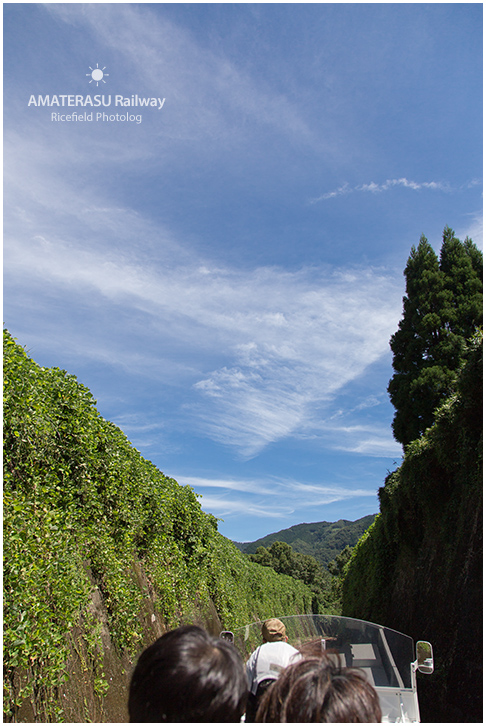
3 330 314 722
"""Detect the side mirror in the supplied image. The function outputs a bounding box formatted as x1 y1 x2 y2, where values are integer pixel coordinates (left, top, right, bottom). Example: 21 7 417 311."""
416 641 434 674
220 630 234 644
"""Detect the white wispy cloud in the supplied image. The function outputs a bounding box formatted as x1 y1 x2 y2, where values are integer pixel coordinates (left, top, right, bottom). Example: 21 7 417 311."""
3 3 406 460
44 3 317 154
457 210 483 249
311 177 452 203
5 165 403 458
178 475 377 520
185 267 402 456
298 420 402 459
178 477 276 495
4 110 404 460
196 495 296 520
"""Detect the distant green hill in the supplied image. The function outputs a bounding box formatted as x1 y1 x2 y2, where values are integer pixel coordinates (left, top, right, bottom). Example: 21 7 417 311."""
234 515 376 566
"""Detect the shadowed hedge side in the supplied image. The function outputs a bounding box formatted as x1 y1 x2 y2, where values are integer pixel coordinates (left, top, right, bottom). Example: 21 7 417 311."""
342 332 482 723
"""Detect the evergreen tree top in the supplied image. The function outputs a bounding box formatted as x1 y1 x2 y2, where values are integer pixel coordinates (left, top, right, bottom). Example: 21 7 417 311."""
388 227 482 448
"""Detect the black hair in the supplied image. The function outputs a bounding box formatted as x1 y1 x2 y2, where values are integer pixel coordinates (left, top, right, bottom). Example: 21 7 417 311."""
128 625 247 722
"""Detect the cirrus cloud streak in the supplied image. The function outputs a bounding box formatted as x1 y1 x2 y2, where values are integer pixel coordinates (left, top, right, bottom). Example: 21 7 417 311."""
311 177 453 203
178 475 378 521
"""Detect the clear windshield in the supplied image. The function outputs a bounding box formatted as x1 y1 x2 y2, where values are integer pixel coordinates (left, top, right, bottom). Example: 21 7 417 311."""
232 614 415 690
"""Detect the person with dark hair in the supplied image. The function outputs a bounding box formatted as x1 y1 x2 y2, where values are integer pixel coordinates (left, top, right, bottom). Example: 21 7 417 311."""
255 655 382 723
128 625 248 722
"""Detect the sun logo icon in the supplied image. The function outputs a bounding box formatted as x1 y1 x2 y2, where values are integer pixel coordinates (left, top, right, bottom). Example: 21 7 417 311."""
86 64 109 86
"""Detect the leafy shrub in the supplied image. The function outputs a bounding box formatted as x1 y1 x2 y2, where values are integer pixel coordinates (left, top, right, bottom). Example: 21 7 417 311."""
248 541 340 613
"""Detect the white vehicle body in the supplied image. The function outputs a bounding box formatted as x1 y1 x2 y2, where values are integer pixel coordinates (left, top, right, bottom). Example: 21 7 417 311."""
222 614 433 723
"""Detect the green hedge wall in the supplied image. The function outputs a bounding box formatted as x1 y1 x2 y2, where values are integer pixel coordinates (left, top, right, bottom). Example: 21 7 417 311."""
3 330 313 722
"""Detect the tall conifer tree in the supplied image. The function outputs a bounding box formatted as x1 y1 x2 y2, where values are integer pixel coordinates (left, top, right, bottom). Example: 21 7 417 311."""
388 228 482 447
440 227 483 340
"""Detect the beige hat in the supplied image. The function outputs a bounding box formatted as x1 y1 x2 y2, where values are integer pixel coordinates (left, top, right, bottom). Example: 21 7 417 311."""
262 618 286 642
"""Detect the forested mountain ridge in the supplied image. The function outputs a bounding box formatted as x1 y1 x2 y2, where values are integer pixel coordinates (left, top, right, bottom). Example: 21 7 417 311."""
3 330 315 723
235 514 376 565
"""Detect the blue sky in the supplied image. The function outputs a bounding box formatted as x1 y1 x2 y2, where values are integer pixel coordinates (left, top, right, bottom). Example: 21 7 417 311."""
4 3 482 543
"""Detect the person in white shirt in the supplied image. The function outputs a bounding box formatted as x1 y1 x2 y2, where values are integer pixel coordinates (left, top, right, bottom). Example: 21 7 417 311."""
245 618 300 721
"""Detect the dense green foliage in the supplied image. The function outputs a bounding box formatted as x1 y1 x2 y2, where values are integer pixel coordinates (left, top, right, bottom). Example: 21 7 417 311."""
388 228 482 446
235 514 376 565
343 331 482 722
3 330 314 722
327 545 354 576
248 541 341 613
